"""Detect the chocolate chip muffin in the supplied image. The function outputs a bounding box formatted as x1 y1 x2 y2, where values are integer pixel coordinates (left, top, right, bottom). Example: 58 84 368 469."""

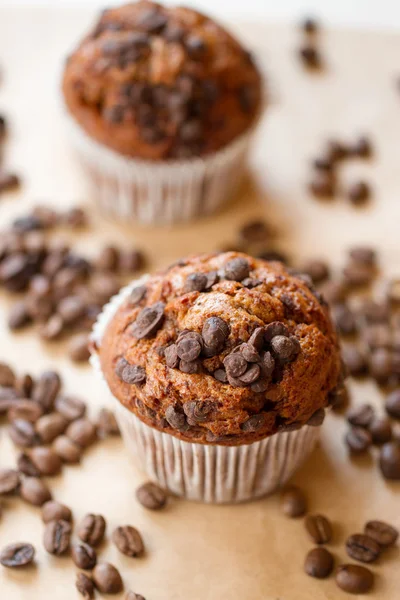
96 252 341 447
62 1 263 224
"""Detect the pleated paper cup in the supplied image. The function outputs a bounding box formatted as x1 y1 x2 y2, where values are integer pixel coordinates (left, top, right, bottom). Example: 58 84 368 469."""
66 114 253 226
90 278 321 504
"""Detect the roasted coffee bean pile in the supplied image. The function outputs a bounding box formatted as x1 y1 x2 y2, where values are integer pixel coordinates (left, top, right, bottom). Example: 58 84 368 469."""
298 17 323 70
308 136 373 204
280 485 398 594
0 360 169 597
0 112 21 196
0 205 146 362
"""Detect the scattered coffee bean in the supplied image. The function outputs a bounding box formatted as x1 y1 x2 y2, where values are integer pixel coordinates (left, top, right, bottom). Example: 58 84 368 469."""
341 345 367 376
301 259 330 284
379 441 400 479
32 371 61 412
345 427 372 453
78 514 106 547
0 542 35 568
0 468 20 495
0 362 15 386
66 418 97 448
351 136 373 159
29 446 62 476
346 533 381 563
299 45 321 69
36 412 68 443
92 562 123 594
305 514 332 544
364 520 398 547
369 417 392 444
41 500 72 523
53 435 81 464
43 519 71 555
126 592 146 600
9 418 38 447
0 172 20 193
347 404 374 428
55 395 86 421
20 476 52 506
280 486 307 517
112 526 145 558
76 572 95 599
72 542 97 570
385 389 400 419
8 399 43 423
348 181 371 205
304 547 334 579
68 333 91 362
136 482 167 510
96 408 120 437
309 171 335 198
335 564 374 594
17 453 41 477
333 304 357 335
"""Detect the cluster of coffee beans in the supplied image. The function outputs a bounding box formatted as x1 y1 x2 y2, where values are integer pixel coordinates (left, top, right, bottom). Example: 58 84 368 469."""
308 136 373 204
298 17 323 70
0 360 169 597
0 113 20 196
280 485 398 594
0 205 146 362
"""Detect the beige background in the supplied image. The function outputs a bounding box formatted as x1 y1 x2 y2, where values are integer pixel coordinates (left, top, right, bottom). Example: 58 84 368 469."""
0 6 400 599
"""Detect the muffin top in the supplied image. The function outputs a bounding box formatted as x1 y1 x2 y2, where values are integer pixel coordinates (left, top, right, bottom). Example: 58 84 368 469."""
62 1 262 160
97 252 342 446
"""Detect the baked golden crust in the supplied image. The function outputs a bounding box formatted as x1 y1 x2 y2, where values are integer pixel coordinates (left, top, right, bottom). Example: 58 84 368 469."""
62 1 262 160
97 252 342 446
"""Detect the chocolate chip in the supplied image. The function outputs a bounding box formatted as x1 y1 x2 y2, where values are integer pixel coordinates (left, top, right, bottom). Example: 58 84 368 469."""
379 441 400 479
176 332 203 362
128 285 147 305
76 572 95 599
240 363 262 384
165 404 189 432
223 353 248 378
183 400 213 423
241 413 267 432
305 514 332 544
136 482 167 510
78 514 106 547
164 344 179 368
0 543 35 568
112 526 144 557
348 181 371 205
120 363 146 385
179 359 201 374
264 322 289 342
346 534 381 563
0 468 20 495
185 35 206 59
345 427 372 453
184 272 207 292
364 520 398 548
224 257 250 282
271 335 300 362
20 476 52 506
304 547 334 579
335 564 374 594
72 543 97 570
43 519 71 555
41 500 72 524
250 378 270 393
214 369 228 383
347 404 374 428
385 389 400 419
137 8 167 33
280 486 307 517
306 408 326 426
202 317 229 351
240 343 260 363
131 302 165 339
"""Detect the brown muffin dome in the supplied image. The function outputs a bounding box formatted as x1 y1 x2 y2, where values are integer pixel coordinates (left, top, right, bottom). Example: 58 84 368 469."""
97 252 342 446
62 1 263 160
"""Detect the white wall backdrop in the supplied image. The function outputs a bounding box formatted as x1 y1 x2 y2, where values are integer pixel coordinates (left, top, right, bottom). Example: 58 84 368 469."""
2 0 400 30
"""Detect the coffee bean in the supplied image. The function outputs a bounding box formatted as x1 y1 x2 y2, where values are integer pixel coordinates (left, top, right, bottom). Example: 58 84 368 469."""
346 533 381 563
43 519 71 555
328 383 349 412
30 446 62 476
364 520 398 548
184 272 207 293
336 564 374 594
363 324 391 350
224 257 250 281
299 44 321 68
333 304 357 335
131 302 165 339
76 572 95 599
347 404 374 428
55 395 86 421
72 542 97 570
96 408 120 437
369 348 392 383
39 314 64 341
136 482 167 510
17 453 41 477
32 371 61 412
348 181 370 205
95 246 119 271
238 220 270 244
0 172 20 193
8 301 31 329
345 427 372 453
318 279 347 304
0 542 35 567
349 246 376 267
379 441 400 479
78 514 106 547
369 417 392 444
341 345 367 376
41 500 72 524
36 412 68 443
304 547 334 579
0 362 15 387
8 399 43 423
126 592 146 600
9 419 38 447
68 333 91 363
165 404 189 432
305 514 332 544
202 317 229 352
271 335 300 362
112 526 144 558
385 389 400 419
301 260 330 284
66 418 97 448
309 171 335 197
280 486 307 517
343 262 375 286
0 468 20 495
20 476 52 506
93 562 123 594
53 435 81 463
351 136 373 158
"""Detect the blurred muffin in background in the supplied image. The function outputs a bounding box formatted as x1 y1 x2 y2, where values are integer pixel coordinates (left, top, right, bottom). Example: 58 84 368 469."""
62 0 263 225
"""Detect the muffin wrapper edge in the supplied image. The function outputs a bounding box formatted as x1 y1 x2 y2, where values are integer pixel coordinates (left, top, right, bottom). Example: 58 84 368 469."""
90 278 321 504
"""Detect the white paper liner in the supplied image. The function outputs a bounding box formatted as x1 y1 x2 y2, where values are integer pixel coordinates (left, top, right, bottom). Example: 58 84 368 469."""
67 113 253 225
90 278 321 504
